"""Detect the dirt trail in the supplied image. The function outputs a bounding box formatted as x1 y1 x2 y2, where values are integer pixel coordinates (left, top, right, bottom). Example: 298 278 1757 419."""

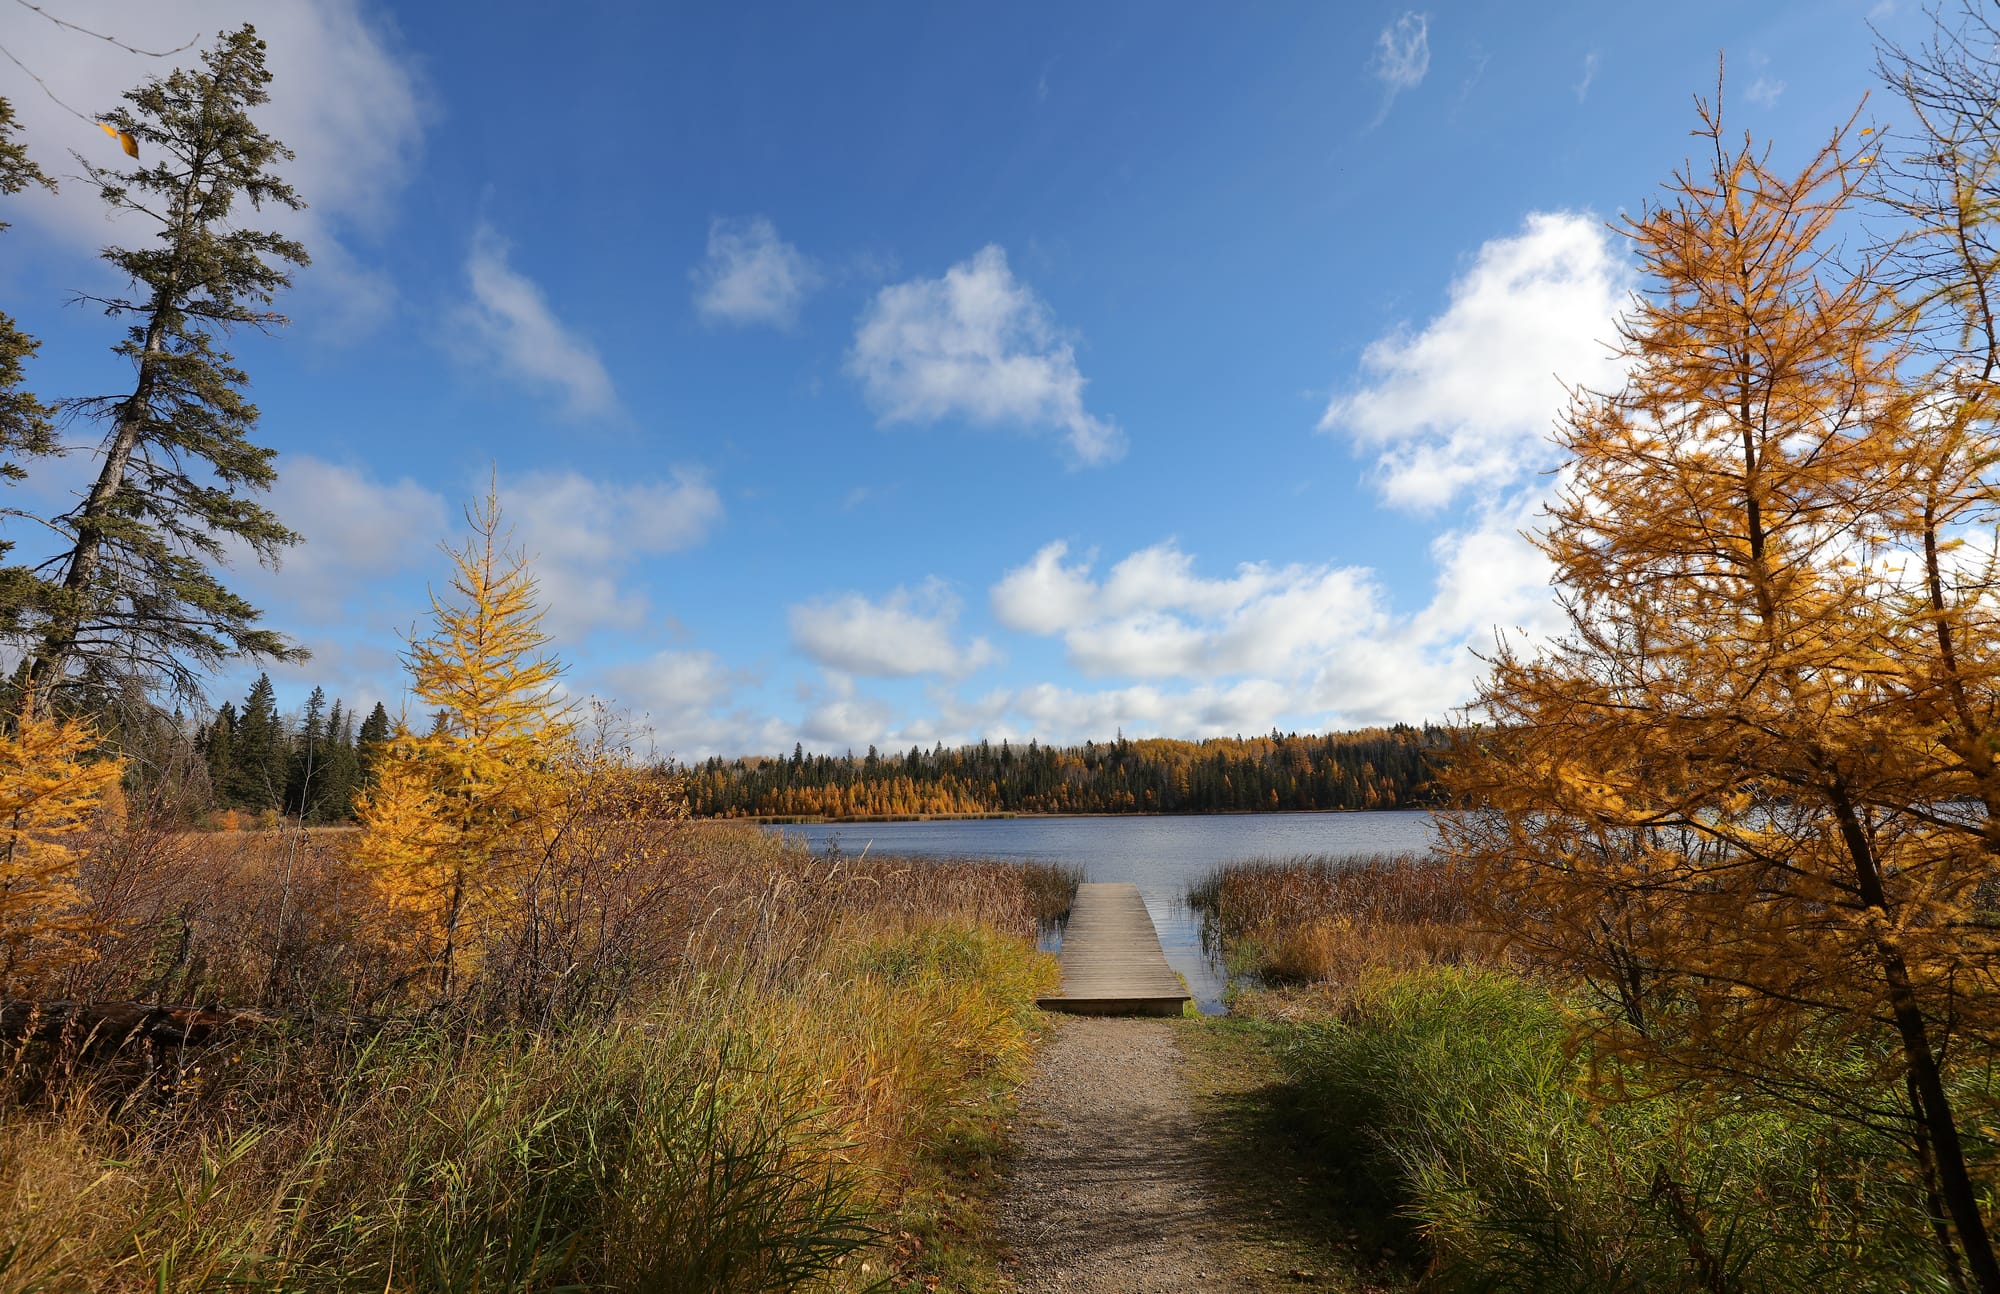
996 1016 1308 1293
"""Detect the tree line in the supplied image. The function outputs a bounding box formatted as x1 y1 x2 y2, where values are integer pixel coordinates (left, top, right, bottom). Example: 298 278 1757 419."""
682 725 1446 818
193 675 391 822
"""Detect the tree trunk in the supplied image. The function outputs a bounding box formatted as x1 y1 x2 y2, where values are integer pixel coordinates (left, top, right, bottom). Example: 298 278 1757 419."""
1832 793 2000 1291
20 302 167 700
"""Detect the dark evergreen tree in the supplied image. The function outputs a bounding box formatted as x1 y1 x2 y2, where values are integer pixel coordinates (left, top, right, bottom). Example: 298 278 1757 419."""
356 700 391 785
226 673 285 810
315 701 360 820
17 28 308 706
285 685 326 816
201 700 237 803
0 99 59 642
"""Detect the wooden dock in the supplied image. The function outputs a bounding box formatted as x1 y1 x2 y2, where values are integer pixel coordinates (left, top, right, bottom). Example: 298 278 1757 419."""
1036 882 1192 1017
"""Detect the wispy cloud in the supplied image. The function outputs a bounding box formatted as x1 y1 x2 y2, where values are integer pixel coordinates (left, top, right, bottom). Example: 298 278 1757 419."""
502 468 724 641
848 245 1125 465
1575 51 1600 103
1369 11 1431 124
691 216 822 329
1745 76 1786 108
455 222 618 418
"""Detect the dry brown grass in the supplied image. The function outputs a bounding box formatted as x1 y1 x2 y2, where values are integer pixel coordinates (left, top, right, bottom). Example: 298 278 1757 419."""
0 814 1068 1291
1189 852 1498 1005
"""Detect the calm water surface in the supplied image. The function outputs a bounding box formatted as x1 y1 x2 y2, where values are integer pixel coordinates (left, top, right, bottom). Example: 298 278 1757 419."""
773 810 1442 1013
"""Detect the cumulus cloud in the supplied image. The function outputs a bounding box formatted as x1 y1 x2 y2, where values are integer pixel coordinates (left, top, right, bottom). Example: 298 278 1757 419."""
789 580 997 678
454 223 619 418
990 541 1098 635
1319 210 1629 511
985 521 1564 732
691 216 821 328
848 245 1125 465
6 0 426 329
501 468 724 641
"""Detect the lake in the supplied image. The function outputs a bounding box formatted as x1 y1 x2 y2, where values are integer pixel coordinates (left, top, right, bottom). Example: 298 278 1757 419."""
772 810 1443 1013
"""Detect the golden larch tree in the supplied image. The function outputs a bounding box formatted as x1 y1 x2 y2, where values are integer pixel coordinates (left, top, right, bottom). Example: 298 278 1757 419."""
357 490 572 998
0 703 123 990
1447 92 2000 1288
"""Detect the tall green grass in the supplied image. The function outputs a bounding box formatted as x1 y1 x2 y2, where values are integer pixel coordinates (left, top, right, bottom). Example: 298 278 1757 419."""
1281 968 1953 1292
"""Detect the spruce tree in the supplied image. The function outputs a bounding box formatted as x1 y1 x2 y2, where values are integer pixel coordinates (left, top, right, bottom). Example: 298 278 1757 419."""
316 701 360 820
357 701 391 785
286 685 326 817
17 28 307 706
0 100 59 642
228 673 284 811
202 700 237 804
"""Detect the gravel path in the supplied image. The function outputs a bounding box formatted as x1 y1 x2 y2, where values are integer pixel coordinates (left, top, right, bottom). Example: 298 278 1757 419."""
996 1016 1249 1292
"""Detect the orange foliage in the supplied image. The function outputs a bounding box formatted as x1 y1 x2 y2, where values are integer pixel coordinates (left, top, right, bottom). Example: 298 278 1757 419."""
1446 91 2000 1285
0 707 123 989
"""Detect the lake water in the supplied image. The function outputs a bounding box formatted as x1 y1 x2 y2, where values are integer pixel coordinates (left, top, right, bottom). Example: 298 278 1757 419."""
773 810 1443 1013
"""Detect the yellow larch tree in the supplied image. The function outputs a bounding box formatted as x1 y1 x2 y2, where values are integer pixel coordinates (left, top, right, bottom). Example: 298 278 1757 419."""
357 489 573 999
1447 92 2000 1288
0 701 123 990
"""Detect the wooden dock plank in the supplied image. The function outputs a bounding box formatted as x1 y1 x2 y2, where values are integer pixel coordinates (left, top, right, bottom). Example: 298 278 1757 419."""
1036 882 1192 1017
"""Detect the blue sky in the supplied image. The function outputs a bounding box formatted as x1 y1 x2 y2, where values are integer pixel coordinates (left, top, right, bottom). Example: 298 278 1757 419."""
1 0 1923 756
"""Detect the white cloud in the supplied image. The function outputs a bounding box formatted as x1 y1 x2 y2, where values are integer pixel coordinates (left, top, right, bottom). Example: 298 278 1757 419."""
789 580 997 678
1369 11 1430 122
501 468 724 641
691 216 821 328
848 245 1125 465
990 541 1382 681
1319 210 1629 511
5 0 426 329
1575 52 1600 103
1745 76 1786 108
454 223 619 418
596 650 792 760
990 541 1099 634
241 456 449 624
987 523 1562 732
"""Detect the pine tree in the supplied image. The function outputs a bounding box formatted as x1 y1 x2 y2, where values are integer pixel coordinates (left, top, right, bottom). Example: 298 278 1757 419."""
16 28 307 706
356 491 572 996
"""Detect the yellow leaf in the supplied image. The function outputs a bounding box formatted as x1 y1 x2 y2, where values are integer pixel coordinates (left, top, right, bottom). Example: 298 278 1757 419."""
96 123 138 158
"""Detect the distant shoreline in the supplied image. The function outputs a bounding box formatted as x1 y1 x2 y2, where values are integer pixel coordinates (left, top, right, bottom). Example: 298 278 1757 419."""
711 806 1441 825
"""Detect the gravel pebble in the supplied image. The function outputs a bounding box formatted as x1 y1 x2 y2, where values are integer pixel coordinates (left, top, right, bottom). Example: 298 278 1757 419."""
996 1016 1251 1292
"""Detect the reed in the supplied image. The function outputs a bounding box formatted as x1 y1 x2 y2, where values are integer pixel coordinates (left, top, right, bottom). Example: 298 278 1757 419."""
1187 851 1491 992
0 818 1057 1291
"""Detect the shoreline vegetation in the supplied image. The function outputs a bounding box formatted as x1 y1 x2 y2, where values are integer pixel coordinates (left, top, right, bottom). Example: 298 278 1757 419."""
1191 854 1985 1290
684 728 1446 821
0 820 1079 1291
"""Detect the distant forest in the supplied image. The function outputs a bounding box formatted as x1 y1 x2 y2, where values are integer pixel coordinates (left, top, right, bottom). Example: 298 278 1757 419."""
683 725 1450 819
193 675 391 823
